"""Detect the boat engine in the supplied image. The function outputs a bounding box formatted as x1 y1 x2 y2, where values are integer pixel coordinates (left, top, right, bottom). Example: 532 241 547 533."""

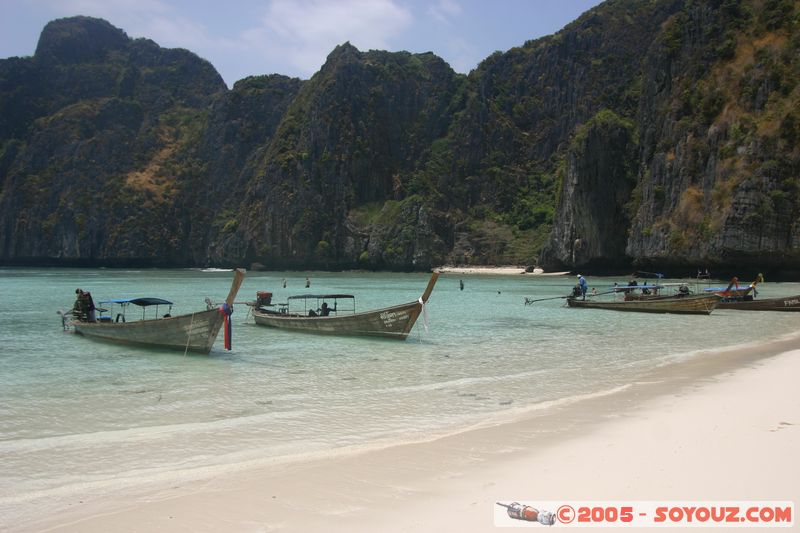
256 291 273 308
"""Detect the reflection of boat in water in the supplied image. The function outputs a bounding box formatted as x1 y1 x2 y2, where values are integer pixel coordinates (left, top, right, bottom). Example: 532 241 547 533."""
67 269 246 354
567 293 721 314
251 273 439 339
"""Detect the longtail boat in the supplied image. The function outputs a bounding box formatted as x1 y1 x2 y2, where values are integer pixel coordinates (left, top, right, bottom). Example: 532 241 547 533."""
567 293 720 314
251 272 439 339
716 295 800 311
703 276 759 300
66 269 246 354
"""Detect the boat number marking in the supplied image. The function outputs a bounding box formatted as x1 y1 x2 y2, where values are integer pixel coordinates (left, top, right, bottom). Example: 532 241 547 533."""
380 310 409 327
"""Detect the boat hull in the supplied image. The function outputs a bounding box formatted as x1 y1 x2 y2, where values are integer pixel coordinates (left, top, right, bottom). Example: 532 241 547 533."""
567 294 720 315
71 268 245 354
74 308 225 354
717 295 800 311
252 300 425 339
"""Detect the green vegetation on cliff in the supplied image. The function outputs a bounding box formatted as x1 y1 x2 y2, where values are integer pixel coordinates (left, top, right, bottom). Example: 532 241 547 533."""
1 2 799 274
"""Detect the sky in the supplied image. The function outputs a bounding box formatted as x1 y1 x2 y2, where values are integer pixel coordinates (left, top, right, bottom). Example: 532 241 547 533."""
0 0 604 87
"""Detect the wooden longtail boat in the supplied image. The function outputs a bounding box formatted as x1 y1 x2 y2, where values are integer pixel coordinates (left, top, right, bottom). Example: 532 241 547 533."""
69 269 246 354
716 295 800 311
703 276 757 299
567 293 721 315
699 275 800 311
251 272 439 339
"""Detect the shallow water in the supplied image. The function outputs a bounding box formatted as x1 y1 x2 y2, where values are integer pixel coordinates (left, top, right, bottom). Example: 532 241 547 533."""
1 268 798 525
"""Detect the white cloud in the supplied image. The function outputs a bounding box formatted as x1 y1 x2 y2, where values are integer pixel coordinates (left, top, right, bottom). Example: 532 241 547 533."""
427 0 462 25
25 0 416 82
31 0 224 51
443 36 477 74
28 0 248 83
136 15 227 51
35 0 169 26
248 0 413 77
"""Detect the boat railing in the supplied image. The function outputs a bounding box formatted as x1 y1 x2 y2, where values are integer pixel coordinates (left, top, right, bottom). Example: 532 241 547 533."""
97 298 174 323
606 282 695 300
282 294 357 317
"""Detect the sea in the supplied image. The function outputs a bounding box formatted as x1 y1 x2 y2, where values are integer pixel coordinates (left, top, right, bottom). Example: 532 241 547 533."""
1 268 799 528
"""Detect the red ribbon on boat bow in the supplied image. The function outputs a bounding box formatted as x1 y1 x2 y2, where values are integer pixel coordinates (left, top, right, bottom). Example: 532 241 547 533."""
218 303 233 350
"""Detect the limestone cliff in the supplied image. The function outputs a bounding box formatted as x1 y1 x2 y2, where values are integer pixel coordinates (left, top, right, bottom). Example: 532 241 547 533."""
1 3 799 276
539 0 800 276
0 16 227 265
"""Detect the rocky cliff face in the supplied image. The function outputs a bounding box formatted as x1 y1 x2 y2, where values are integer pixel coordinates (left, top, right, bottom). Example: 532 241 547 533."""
625 0 800 276
539 0 800 276
192 74 304 265
0 16 227 265
1 3 799 275
539 110 637 272
223 43 462 269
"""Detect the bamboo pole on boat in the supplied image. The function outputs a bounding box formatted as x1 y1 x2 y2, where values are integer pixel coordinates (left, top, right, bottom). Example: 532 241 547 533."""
421 272 440 303
225 269 247 306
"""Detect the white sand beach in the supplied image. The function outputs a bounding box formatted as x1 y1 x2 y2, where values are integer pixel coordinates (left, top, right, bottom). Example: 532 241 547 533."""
28 335 799 532
437 265 570 276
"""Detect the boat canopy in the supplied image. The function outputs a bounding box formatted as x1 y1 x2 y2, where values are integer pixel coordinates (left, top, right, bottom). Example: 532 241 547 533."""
99 297 174 306
287 294 354 300
612 284 664 291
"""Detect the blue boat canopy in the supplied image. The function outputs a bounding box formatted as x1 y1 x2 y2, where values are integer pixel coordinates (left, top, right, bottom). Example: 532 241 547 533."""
99 297 174 306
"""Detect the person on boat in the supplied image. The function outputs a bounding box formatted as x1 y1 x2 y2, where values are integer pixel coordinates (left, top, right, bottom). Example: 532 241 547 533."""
320 302 336 317
83 291 97 322
577 274 588 300
73 289 85 319
73 289 96 322
624 279 638 295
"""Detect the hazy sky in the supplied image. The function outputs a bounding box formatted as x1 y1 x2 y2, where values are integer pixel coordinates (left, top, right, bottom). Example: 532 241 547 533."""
1 0 603 87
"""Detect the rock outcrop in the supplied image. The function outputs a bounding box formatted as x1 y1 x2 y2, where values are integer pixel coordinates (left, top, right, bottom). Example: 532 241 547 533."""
1 2 799 276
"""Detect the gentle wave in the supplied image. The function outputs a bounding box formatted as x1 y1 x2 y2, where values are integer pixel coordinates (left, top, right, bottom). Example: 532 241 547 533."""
3 270 800 530
0 409 310 454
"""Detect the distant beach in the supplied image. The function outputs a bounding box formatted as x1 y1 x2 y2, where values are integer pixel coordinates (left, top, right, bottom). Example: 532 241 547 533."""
436 265 570 275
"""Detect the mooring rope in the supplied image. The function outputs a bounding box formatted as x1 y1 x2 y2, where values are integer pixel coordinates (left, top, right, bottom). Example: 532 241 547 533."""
183 312 196 357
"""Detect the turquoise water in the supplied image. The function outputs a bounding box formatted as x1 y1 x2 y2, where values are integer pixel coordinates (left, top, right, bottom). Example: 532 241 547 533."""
1 268 799 526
